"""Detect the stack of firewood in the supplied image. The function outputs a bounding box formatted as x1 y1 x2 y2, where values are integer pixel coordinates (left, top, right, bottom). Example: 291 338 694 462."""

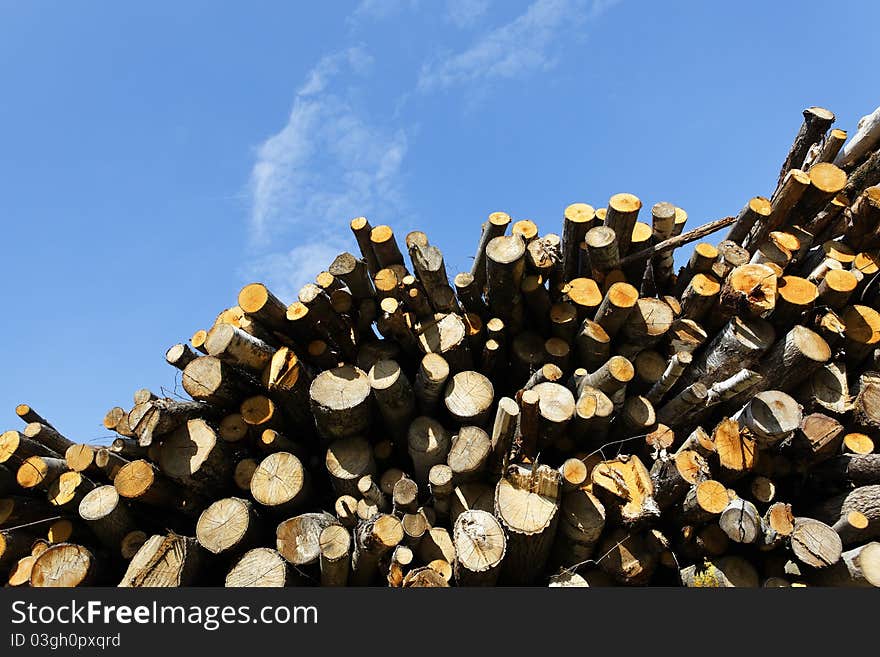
2 104 880 588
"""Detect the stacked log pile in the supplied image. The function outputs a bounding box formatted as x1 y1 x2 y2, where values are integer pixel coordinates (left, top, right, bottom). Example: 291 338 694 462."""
3 104 880 588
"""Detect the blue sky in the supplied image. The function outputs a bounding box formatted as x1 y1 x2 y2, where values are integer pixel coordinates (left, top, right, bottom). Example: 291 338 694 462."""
1 0 878 442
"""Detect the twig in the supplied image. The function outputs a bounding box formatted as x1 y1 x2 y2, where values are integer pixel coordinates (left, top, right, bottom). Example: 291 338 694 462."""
617 215 736 268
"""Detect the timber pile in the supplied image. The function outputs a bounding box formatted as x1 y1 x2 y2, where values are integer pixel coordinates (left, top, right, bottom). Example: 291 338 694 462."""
3 105 880 589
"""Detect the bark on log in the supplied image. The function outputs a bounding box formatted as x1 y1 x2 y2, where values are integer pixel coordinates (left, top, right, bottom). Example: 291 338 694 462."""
325 437 376 498
309 365 372 442
183 356 260 408
776 106 836 190
78 485 136 554
604 193 642 256
276 512 338 567
494 465 559 584
22 422 73 456
732 390 802 449
351 513 404 585
318 524 350 586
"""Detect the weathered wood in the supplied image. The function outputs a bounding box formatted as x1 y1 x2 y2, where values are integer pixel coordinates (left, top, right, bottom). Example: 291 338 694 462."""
276 512 337 567
120 534 202 587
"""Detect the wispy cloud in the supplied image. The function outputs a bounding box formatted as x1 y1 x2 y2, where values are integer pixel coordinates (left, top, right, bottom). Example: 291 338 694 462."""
418 0 617 92
349 0 420 25
446 0 491 28
246 46 409 300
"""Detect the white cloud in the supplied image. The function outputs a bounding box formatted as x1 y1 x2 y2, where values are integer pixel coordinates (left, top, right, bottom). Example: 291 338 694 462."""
446 0 490 28
244 243 348 302
418 0 618 92
247 46 409 300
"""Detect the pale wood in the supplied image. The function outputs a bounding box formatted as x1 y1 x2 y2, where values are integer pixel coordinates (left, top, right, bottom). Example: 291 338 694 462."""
250 451 309 513
196 497 262 555
225 547 291 587
494 464 560 584
444 370 494 426
120 533 202 587
453 509 506 586
276 512 338 566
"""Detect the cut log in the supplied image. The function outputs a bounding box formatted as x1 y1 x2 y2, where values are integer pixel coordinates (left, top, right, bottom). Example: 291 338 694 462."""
30 543 96 587
416 312 472 372
719 498 762 544
713 418 756 479
776 106 836 190
488 397 518 481
812 542 880 587
790 517 842 568
429 464 454 519
48 471 95 512
78 485 135 553
182 356 259 408
309 365 372 441
596 528 660 585
470 211 511 293
594 282 639 338
485 234 526 329
196 497 262 555
727 197 773 246
494 464 560 584
591 455 660 527
680 480 729 523
732 390 802 449
452 509 506 586
318 524 350 586
325 437 376 498
753 325 831 393
250 452 309 514
225 547 291 587
369 359 416 443
551 486 605 568
16 456 67 491
392 476 419 515
561 203 596 282
447 426 491 484
276 512 338 567
351 513 404 585
22 422 73 456
158 418 232 496
771 276 818 328
120 533 202 587
812 485 880 542
650 450 709 511
0 429 58 467
843 305 880 366
444 370 494 427
604 193 642 256
790 412 844 464
584 226 619 279
414 352 450 416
